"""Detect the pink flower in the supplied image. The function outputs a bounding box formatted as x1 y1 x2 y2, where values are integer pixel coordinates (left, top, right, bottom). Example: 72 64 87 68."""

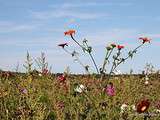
104 82 115 96
20 88 28 95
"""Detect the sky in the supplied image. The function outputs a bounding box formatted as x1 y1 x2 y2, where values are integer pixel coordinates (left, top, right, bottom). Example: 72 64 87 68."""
0 0 160 74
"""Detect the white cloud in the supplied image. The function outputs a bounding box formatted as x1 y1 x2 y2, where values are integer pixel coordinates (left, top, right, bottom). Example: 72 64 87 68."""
144 33 160 39
31 9 109 20
30 1 133 21
0 21 38 33
31 1 115 20
50 2 132 9
0 36 61 49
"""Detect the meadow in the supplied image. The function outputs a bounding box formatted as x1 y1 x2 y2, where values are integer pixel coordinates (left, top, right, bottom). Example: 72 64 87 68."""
0 71 160 120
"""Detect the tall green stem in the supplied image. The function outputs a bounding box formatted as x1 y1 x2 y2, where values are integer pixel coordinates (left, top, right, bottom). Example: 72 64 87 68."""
70 34 99 74
63 48 89 73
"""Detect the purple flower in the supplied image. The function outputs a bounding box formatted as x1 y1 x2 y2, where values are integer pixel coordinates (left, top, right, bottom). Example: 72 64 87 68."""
104 82 115 96
20 88 28 94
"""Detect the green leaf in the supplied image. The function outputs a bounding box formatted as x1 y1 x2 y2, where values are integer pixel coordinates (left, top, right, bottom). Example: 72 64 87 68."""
87 46 92 53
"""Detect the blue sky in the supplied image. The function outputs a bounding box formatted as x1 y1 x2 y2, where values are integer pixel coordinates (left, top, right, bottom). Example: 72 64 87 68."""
0 0 160 73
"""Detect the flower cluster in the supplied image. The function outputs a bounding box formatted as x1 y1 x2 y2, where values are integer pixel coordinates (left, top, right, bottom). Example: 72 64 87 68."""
60 29 151 77
56 29 153 119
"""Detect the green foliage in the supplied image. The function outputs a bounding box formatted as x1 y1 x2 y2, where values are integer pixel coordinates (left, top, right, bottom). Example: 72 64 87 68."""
47 111 56 120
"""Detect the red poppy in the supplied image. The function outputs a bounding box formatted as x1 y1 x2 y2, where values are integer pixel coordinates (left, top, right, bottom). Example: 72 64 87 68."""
117 45 124 50
64 30 75 36
136 99 150 113
139 37 151 44
58 43 68 48
57 75 66 83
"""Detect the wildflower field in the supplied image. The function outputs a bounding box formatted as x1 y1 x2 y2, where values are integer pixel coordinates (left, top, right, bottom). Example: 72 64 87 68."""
1 71 160 120
0 30 160 120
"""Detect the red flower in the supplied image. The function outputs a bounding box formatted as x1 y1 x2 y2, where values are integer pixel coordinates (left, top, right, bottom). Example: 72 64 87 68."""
64 30 75 36
58 43 68 48
139 37 151 44
136 99 150 113
57 74 66 83
117 45 124 50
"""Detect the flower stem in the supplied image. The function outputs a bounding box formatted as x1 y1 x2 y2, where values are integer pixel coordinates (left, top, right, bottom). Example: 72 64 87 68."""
71 34 85 50
101 50 109 73
112 44 144 72
100 49 114 82
70 34 99 74
107 50 121 82
63 48 89 73
89 52 99 74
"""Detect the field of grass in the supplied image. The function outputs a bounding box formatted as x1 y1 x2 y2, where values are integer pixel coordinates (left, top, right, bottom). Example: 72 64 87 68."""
0 71 160 120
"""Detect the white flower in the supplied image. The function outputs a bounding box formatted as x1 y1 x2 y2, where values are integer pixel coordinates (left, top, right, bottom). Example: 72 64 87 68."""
74 84 86 93
131 104 136 111
145 76 149 81
156 109 160 113
38 73 42 77
120 104 128 113
145 80 149 85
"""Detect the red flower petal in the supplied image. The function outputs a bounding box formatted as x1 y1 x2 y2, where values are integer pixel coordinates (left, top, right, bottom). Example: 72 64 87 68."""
139 37 151 43
117 45 124 50
64 30 75 36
